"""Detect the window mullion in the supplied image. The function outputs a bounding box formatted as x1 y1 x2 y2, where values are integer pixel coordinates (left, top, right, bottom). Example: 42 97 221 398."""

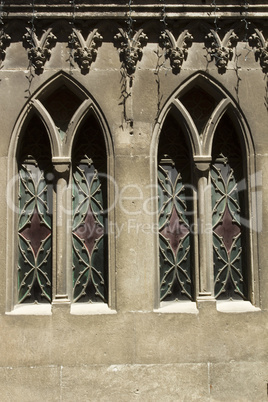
53 160 71 304
195 157 215 300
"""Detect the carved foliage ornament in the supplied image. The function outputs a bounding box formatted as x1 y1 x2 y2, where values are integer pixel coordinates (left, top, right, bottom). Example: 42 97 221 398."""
205 29 238 73
68 28 103 74
23 27 57 74
249 29 268 73
114 28 148 75
0 29 10 61
159 29 193 74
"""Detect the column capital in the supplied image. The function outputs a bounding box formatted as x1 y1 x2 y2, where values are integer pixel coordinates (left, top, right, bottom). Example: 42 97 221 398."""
52 157 71 178
194 156 212 173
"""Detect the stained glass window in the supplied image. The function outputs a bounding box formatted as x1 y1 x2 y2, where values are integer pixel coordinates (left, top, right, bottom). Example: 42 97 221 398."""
18 116 53 303
158 115 194 301
211 115 247 300
72 115 108 303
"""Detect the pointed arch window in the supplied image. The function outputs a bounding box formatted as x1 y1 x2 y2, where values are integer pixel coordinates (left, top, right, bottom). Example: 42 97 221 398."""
72 115 108 303
211 115 248 300
155 76 258 310
8 77 114 312
17 116 53 304
158 114 194 302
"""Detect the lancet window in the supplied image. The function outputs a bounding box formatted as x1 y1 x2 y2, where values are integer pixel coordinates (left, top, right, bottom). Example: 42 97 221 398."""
156 80 255 306
14 80 110 307
72 116 108 303
158 115 194 302
211 115 248 300
17 116 53 304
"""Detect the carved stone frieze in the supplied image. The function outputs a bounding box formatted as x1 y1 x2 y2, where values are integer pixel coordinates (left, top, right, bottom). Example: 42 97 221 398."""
114 28 148 75
23 27 57 74
249 29 268 73
0 29 11 61
159 29 193 74
68 28 103 74
205 29 238 73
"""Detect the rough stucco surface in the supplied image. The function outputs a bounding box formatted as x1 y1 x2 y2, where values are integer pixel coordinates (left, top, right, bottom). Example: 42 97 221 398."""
0 1 268 400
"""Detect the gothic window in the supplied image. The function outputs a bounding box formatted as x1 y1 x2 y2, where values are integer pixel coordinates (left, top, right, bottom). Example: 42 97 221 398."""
17 116 53 304
72 115 108 303
211 115 248 300
158 115 194 302
11 78 112 310
155 76 256 308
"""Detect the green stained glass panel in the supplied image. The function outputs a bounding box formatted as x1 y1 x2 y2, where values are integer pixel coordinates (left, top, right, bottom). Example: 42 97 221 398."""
211 116 247 300
158 116 193 302
72 117 108 303
18 117 52 304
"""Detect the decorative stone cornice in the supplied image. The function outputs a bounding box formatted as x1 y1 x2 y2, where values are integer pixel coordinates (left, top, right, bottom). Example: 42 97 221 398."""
249 29 268 73
114 28 148 75
23 27 57 74
3 3 268 20
159 29 193 74
68 28 103 74
205 29 238 74
0 29 10 61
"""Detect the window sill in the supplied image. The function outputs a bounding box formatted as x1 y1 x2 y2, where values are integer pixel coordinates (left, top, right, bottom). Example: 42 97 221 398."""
154 301 198 314
6 304 52 315
70 303 117 315
216 300 261 313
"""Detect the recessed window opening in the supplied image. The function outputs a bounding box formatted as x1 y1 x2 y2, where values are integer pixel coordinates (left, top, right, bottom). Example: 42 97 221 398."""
17 116 53 304
158 115 194 302
72 115 108 303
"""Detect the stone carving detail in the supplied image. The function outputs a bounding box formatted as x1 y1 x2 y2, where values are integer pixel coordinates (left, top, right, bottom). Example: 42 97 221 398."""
0 29 10 61
68 28 103 74
249 29 268 73
23 27 57 74
205 29 238 73
114 28 148 75
159 29 193 74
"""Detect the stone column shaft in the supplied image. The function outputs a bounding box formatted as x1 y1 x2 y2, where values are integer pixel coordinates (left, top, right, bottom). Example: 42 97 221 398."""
195 157 214 299
53 158 71 303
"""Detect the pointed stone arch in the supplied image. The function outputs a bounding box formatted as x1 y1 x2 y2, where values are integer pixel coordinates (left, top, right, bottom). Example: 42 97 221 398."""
6 71 115 311
152 71 254 159
9 71 114 160
33 70 89 103
151 71 259 308
65 100 113 162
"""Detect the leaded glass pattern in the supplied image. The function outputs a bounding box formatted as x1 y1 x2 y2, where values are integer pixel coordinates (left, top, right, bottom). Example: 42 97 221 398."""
72 116 108 303
158 116 194 301
211 116 247 300
18 117 53 303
